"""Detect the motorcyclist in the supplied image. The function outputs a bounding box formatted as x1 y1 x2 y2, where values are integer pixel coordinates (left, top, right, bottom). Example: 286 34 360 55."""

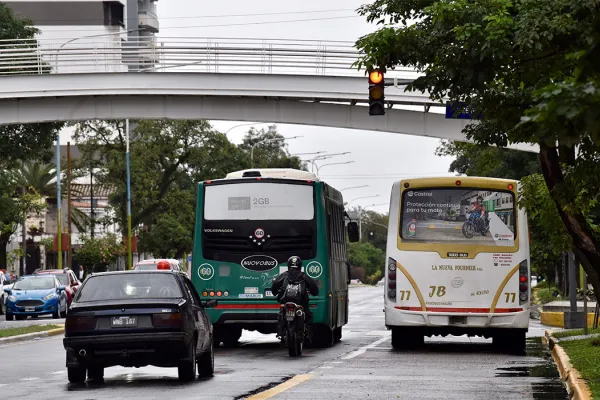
469 195 487 231
271 256 319 326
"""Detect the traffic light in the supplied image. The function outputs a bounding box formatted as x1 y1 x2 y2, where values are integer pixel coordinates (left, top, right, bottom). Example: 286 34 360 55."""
368 69 385 116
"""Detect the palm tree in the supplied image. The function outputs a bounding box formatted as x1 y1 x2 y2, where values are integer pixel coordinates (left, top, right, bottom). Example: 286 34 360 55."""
19 161 90 234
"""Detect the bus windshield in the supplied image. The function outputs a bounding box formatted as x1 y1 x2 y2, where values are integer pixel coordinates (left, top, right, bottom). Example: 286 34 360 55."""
204 182 314 221
401 187 516 246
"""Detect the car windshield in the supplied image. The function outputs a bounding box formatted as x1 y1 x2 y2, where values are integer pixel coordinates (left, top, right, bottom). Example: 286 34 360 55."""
52 274 69 285
13 276 56 290
77 273 183 302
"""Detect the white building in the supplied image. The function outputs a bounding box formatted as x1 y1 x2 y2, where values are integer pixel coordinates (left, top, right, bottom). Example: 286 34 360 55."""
5 0 160 73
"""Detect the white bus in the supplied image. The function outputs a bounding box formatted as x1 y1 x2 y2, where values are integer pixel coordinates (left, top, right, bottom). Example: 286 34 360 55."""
385 177 530 351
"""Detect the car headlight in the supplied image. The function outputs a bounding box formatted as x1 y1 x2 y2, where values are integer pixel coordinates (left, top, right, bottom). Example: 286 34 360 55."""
43 292 58 301
7 295 16 302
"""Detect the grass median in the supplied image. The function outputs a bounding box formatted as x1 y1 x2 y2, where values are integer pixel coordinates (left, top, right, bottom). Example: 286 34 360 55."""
0 324 62 338
553 327 600 339
560 336 600 398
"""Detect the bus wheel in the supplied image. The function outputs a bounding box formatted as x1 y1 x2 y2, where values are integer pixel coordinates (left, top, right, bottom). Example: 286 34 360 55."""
222 328 242 348
313 325 334 348
492 331 526 354
391 327 424 350
334 327 342 342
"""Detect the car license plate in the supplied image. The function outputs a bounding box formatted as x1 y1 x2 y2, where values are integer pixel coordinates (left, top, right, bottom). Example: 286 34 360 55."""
25 307 35 312
111 316 137 327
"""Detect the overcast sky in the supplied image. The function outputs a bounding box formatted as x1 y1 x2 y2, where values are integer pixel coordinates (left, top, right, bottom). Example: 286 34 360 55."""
61 0 456 212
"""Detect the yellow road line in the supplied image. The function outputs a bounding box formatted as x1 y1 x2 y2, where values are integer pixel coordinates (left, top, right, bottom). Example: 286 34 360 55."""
428 225 436 228
246 374 314 400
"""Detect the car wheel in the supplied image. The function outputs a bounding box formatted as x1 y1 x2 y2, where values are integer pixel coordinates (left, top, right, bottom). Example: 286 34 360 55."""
67 367 87 384
178 340 197 382
52 310 60 319
5 313 13 321
87 367 104 381
197 338 215 377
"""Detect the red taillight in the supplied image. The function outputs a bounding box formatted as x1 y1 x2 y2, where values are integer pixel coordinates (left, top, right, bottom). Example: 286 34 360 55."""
388 272 396 280
216 291 222 297
286 304 296 311
65 316 96 334
456 180 462 186
508 184 514 190
209 291 215 296
519 276 527 283
152 313 182 327
388 281 396 289
519 283 528 292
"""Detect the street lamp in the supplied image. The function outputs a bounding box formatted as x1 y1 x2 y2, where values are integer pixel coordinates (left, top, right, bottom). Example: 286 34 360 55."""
315 161 355 176
224 123 269 139
304 152 351 173
364 202 388 209
250 136 302 167
340 185 369 191
348 194 381 205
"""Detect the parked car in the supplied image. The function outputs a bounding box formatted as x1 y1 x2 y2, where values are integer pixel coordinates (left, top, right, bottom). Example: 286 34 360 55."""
4 275 68 320
133 259 182 272
0 273 14 315
34 268 81 307
63 270 216 383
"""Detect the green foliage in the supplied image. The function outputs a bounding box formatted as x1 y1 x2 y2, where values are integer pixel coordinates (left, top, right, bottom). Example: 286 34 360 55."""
347 241 385 281
74 234 124 273
355 0 600 293
238 126 306 170
73 119 303 258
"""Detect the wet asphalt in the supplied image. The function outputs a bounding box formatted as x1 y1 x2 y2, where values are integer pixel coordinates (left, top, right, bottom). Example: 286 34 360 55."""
0 286 567 399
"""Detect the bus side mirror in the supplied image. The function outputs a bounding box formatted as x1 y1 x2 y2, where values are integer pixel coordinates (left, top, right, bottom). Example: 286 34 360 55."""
347 222 359 243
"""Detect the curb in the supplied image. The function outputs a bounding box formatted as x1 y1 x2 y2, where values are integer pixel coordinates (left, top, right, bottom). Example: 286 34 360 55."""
545 330 593 400
0 326 64 346
541 311 597 328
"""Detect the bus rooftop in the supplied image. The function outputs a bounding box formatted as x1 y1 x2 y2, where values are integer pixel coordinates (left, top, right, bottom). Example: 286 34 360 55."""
224 169 319 181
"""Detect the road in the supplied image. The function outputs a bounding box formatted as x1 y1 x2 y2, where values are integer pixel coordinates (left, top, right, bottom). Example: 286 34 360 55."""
0 286 567 399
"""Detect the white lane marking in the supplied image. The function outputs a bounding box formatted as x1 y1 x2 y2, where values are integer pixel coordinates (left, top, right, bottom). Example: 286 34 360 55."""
20 377 39 381
0 384 7 387
328 361 342 364
50 371 66 375
319 366 333 369
341 335 390 360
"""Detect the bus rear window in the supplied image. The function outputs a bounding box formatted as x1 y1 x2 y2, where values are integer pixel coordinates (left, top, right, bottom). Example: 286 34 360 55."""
400 188 516 246
204 182 314 221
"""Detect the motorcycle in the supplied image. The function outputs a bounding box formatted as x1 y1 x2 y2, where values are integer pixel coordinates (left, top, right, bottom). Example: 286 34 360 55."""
462 212 489 238
277 302 307 357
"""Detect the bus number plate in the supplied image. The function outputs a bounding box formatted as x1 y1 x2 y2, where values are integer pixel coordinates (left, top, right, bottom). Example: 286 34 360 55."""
449 316 466 325
447 252 469 258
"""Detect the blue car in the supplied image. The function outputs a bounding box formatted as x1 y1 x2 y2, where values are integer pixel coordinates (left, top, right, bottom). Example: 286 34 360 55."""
4 275 68 321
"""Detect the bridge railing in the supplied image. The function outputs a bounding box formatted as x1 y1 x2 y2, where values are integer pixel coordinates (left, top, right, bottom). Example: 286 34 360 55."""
0 36 419 78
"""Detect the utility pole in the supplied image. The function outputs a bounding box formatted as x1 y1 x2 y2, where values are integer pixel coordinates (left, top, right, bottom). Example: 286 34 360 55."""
56 137 62 270
67 142 73 270
90 163 95 239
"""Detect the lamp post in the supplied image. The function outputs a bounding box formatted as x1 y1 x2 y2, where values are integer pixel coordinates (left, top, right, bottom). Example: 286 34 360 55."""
224 123 269 139
125 119 133 270
250 136 302 167
315 161 355 177
340 185 369 191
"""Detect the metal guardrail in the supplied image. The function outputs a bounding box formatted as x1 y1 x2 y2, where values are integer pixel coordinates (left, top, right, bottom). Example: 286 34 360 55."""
0 36 420 78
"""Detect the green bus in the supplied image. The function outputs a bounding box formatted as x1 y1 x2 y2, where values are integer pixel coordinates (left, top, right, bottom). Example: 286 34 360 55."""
191 168 360 348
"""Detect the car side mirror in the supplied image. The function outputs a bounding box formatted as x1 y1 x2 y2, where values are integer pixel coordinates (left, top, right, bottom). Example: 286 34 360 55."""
3 287 11 293
202 299 218 308
57 286 66 291
347 221 360 243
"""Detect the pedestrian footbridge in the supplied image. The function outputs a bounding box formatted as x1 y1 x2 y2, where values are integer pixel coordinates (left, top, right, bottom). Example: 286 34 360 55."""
0 37 536 152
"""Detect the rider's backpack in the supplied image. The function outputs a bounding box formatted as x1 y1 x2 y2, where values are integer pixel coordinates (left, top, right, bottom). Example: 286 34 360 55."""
282 278 306 304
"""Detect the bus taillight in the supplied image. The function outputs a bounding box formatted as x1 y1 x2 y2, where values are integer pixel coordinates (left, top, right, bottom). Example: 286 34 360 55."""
518 260 529 304
387 257 397 301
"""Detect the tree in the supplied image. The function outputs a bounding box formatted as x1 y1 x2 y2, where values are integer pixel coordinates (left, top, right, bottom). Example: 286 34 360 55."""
347 241 385 283
0 4 64 166
238 126 306 170
74 234 124 274
355 0 600 295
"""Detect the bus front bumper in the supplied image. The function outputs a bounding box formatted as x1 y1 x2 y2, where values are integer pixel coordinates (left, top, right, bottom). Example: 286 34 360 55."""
384 305 530 330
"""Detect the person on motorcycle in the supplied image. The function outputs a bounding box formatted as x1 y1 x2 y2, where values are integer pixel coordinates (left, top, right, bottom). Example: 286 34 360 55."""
271 256 319 325
469 195 487 231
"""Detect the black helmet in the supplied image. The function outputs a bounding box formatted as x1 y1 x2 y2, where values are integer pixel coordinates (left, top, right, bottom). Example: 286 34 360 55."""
477 195 483 201
287 256 302 269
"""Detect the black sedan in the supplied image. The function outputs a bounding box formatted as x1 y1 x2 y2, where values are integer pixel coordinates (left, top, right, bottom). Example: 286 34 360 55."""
63 270 217 383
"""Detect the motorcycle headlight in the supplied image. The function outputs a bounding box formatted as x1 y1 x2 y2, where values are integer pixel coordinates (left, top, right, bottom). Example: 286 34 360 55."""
7 295 16 302
43 292 58 301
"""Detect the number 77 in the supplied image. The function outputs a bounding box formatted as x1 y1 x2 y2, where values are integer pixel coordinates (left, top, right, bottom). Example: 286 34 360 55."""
504 292 516 303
